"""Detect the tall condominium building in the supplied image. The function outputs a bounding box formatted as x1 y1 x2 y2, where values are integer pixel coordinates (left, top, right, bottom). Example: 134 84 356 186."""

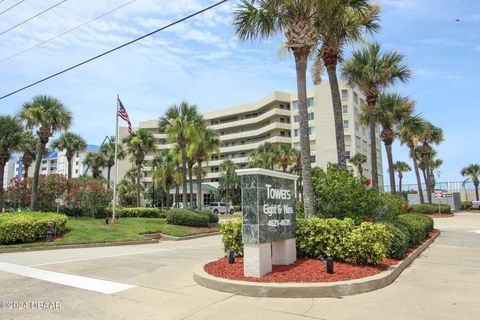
136 82 383 207
3 145 105 186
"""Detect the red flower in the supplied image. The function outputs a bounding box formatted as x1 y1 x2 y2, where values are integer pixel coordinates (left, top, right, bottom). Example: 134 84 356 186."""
365 179 372 187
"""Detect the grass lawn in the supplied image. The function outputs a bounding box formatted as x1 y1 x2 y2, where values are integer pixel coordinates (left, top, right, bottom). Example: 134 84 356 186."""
0 217 220 249
219 213 242 220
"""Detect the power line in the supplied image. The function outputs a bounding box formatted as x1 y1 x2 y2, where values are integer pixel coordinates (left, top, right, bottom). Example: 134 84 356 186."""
0 0 137 64
0 0 67 37
0 0 229 100
0 0 26 16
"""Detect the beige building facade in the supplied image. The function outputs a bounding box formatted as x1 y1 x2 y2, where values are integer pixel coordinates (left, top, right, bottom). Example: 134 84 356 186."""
136 82 383 206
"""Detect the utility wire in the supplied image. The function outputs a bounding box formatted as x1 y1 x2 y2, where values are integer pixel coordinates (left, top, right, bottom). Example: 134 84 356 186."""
0 0 229 100
0 0 26 16
0 0 137 64
0 0 67 36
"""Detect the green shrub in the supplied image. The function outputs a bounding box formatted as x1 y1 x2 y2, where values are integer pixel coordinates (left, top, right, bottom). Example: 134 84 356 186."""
409 204 451 214
0 212 68 244
312 164 381 223
460 201 472 210
376 193 407 220
342 222 392 265
233 205 241 212
295 201 304 220
197 210 219 223
395 214 434 246
220 220 242 254
166 209 209 227
296 217 355 258
108 207 166 218
381 222 409 259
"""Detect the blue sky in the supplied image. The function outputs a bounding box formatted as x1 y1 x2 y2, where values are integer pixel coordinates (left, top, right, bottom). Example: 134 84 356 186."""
0 0 478 185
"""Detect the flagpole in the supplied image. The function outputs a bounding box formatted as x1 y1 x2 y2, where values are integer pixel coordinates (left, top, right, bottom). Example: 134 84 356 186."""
112 94 120 223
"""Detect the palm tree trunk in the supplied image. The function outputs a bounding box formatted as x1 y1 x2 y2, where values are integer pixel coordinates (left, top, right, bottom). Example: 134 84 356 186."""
294 52 315 218
385 142 396 193
23 163 30 180
475 183 479 201
0 161 6 211
107 166 112 190
181 148 187 209
421 168 430 203
67 156 73 179
188 165 193 210
424 152 432 203
175 185 179 208
326 63 347 169
136 163 141 207
358 165 363 178
399 174 403 193
367 101 379 188
197 161 203 210
410 146 424 204
31 142 46 211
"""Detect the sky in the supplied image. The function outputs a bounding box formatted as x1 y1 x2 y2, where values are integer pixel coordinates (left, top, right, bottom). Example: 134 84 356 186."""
0 0 478 185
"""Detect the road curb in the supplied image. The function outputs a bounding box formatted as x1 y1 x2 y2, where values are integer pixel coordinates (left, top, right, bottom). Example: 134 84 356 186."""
0 239 159 254
193 230 440 298
159 232 221 241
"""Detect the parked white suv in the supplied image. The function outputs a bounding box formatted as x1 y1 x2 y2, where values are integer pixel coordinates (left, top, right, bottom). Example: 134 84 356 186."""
209 202 234 215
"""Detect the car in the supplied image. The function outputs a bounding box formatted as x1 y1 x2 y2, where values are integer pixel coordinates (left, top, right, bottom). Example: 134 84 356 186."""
472 201 480 209
209 202 234 215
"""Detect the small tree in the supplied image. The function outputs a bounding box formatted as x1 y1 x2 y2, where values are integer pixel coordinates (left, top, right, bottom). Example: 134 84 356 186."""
392 161 411 193
100 136 125 189
461 164 480 201
349 153 367 178
220 160 239 206
51 132 87 179
84 152 107 179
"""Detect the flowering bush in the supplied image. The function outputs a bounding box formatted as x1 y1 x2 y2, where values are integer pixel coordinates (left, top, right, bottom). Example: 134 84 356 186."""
64 177 112 217
5 177 32 209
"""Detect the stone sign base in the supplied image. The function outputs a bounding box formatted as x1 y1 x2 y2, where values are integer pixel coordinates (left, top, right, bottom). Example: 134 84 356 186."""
244 239 296 277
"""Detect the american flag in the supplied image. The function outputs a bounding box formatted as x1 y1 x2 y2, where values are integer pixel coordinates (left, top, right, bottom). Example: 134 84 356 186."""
118 98 133 134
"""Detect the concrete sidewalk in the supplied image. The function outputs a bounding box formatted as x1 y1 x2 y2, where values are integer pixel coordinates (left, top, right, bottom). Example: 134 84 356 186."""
1 213 479 320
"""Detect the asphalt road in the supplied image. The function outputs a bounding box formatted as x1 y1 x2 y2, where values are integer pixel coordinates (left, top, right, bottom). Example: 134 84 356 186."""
0 212 479 320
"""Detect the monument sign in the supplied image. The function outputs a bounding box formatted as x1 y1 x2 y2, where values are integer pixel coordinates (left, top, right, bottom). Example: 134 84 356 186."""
236 168 297 277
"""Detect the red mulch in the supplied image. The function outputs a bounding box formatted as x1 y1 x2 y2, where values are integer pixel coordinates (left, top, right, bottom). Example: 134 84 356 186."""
205 229 440 283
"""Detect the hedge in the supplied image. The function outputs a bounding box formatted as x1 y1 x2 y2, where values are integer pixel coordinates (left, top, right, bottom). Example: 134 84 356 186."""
0 212 68 244
381 222 410 259
220 220 242 254
391 213 434 248
111 207 166 218
166 209 209 227
460 201 472 210
409 204 451 214
197 210 219 223
233 205 241 212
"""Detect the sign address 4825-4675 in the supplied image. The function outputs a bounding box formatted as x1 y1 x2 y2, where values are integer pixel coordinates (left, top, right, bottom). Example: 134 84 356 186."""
263 184 294 227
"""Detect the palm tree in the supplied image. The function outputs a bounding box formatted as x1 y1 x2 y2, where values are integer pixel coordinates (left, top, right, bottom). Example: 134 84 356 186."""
342 43 411 188
362 93 414 193
398 115 425 203
311 0 380 169
429 157 443 191
19 95 72 210
461 164 480 201
122 128 156 207
0 116 24 211
220 159 239 207
277 144 298 173
100 136 125 189
152 150 175 210
392 161 411 193
289 148 303 201
250 142 279 170
234 0 320 218
349 153 367 178
159 101 203 209
51 132 87 179
83 152 106 179
19 130 37 180
418 122 443 203
192 128 219 209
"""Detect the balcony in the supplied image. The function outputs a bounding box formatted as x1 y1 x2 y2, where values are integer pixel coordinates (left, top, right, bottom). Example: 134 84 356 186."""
208 108 291 131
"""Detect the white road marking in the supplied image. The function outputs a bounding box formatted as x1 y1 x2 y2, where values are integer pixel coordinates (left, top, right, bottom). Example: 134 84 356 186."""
468 230 480 234
0 262 136 294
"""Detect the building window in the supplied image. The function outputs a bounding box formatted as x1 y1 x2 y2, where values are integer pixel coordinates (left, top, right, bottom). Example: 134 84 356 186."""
308 112 314 120
345 151 351 160
355 122 359 130
203 194 213 206
341 90 348 101
292 101 298 109
309 126 315 135
294 129 299 137
353 92 358 104
310 155 316 163
280 131 285 137
307 98 314 107
294 115 299 123
342 105 348 113
343 120 349 129
75 169 79 174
